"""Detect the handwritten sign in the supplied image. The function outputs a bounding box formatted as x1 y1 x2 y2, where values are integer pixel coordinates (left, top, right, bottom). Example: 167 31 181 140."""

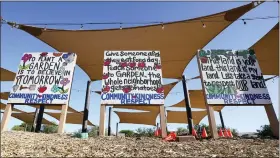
197 49 271 105
8 52 77 104
101 51 164 105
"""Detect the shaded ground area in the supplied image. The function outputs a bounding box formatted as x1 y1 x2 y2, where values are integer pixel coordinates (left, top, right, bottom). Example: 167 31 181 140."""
1 131 279 157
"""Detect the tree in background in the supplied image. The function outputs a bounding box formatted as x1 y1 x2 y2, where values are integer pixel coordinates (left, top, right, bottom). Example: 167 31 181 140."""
88 126 99 137
41 122 58 133
119 130 134 137
256 125 274 138
135 127 155 137
176 127 188 135
11 123 32 131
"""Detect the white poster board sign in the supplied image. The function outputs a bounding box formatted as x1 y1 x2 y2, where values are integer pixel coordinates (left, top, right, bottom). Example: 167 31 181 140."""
8 52 77 104
101 51 164 105
197 49 271 105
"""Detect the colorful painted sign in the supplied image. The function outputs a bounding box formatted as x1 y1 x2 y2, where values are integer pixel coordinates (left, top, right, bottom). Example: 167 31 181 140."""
8 52 77 104
101 51 164 105
197 49 271 105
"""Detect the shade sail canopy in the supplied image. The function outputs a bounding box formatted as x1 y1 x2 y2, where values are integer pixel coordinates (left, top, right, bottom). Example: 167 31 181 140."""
11 112 55 125
170 90 224 111
113 105 159 113
114 111 158 126
1 103 25 113
164 82 177 98
0 92 9 100
14 3 255 80
250 23 279 75
31 105 78 113
167 110 208 125
45 112 94 126
1 68 16 81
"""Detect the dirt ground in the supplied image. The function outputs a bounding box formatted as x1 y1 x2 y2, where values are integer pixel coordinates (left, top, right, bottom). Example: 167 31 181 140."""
1 131 279 157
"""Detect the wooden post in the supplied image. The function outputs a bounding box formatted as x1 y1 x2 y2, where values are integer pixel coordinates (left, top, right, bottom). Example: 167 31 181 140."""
1 104 13 132
116 122 119 136
219 110 225 129
182 75 193 134
82 80 92 133
264 104 279 138
31 108 39 132
99 105 106 136
107 107 112 136
197 54 218 139
159 105 167 138
58 104 68 134
35 105 45 132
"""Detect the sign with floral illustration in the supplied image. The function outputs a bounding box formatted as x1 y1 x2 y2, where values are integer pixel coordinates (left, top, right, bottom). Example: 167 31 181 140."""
101 51 164 105
197 49 271 105
8 52 77 104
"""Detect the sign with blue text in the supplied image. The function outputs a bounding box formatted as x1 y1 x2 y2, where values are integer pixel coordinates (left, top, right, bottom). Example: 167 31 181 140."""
101 51 164 105
197 49 271 105
8 52 77 104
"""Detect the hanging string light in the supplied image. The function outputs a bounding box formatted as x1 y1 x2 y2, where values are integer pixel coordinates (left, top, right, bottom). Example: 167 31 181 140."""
242 19 246 25
201 21 206 28
1 15 279 31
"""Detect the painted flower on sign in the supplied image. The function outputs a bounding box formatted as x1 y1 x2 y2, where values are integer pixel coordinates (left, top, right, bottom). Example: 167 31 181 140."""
104 59 111 66
21 54 32 63
40 52 48 57
20 54 32 70
102 73 109 79
51 85 60 93
38 85 47 93
102 85 110 93
60 78 70 86
62 53 75 64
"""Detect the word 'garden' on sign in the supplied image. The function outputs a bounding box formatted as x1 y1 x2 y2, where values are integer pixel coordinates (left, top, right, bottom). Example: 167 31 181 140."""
198 49 271 105
101 51 164 105
8 52 77 104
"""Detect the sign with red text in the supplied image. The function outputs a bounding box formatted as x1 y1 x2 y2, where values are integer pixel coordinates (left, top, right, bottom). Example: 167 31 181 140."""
8 52 77 104
101 51 164 105
197 49 271 105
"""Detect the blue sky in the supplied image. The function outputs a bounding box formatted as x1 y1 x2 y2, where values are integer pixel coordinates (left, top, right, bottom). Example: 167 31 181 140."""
1 2 279 133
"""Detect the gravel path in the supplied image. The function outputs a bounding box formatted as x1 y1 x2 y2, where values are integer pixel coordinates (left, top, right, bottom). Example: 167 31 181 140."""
1 131 279 157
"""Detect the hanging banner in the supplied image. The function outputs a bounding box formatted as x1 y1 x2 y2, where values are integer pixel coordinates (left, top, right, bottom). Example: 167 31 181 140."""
197 49 271 105
8 52 77 104
101 51 164 105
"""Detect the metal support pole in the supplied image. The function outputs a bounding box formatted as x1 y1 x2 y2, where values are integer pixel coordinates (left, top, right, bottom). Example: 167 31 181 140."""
107 107 112 136
116 122 119 136
82 80 92 133
31 108 39 132
35 105 45 132
182 75 193 134
219 111 225 129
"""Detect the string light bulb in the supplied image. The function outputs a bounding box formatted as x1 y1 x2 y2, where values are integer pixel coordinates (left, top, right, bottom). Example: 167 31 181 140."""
242 19 246 25
120 23 122 30
161 22 164 30
201 21 206 28
44 25 47 31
